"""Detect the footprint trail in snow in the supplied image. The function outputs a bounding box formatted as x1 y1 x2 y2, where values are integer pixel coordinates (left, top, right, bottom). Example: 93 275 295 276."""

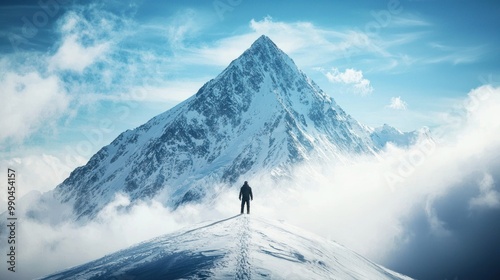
235 215 252 279
41 215 413 280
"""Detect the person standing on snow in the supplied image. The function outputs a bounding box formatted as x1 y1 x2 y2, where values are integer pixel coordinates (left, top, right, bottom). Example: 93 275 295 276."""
239 181 253 214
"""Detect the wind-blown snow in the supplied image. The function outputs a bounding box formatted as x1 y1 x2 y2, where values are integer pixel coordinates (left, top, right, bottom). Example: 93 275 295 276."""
40 215 412 280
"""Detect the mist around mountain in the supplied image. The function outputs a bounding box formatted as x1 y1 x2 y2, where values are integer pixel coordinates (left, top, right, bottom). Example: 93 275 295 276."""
25 35 419 224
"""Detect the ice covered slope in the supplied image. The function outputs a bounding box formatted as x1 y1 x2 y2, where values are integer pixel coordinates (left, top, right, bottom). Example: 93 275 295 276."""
40 215 412 280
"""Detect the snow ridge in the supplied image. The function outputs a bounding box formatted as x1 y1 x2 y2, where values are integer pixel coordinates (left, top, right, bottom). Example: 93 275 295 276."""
40 215 413 280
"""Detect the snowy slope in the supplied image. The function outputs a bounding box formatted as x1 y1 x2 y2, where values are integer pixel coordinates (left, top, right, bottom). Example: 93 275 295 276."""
34 35 387 221
40 215 412 280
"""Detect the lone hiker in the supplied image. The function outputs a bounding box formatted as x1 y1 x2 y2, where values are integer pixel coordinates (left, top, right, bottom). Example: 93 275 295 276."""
239 181 253 214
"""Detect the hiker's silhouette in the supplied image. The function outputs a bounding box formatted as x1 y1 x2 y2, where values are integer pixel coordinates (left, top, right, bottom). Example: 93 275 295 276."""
239 181 253 214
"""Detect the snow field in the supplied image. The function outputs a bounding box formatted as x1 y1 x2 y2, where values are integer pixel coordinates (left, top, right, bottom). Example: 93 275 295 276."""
40 215 413 279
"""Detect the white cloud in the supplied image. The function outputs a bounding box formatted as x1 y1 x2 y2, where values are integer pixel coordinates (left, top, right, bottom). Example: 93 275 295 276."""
290 86 500 260
0 194 193 280
49 34 110 72
324 67 374 95
48 9 116 73
424 198 451 236
0 72 69 142
0 152 86 199
387 96 408 110
469 173 500 210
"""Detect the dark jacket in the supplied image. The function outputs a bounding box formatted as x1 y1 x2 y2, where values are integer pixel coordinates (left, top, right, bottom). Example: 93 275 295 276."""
239 183 253 201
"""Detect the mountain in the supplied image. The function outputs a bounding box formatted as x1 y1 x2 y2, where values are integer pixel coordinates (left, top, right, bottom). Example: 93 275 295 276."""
28 35 412 222
370 124 426 148
40 215 413 280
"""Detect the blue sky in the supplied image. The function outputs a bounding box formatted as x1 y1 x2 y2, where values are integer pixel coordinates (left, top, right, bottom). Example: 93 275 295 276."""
1 0 499 161
1 1 500 279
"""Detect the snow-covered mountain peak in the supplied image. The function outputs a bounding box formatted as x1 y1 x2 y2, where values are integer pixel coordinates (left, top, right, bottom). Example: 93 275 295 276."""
28 36 393 221
251 34 277 49
210 34 319 105
370 123 425 148
41 215 413 280
242 34 292 69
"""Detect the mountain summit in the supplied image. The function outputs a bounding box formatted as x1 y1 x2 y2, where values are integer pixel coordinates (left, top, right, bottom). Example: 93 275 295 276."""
37 35 386 220
41 215 413 280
